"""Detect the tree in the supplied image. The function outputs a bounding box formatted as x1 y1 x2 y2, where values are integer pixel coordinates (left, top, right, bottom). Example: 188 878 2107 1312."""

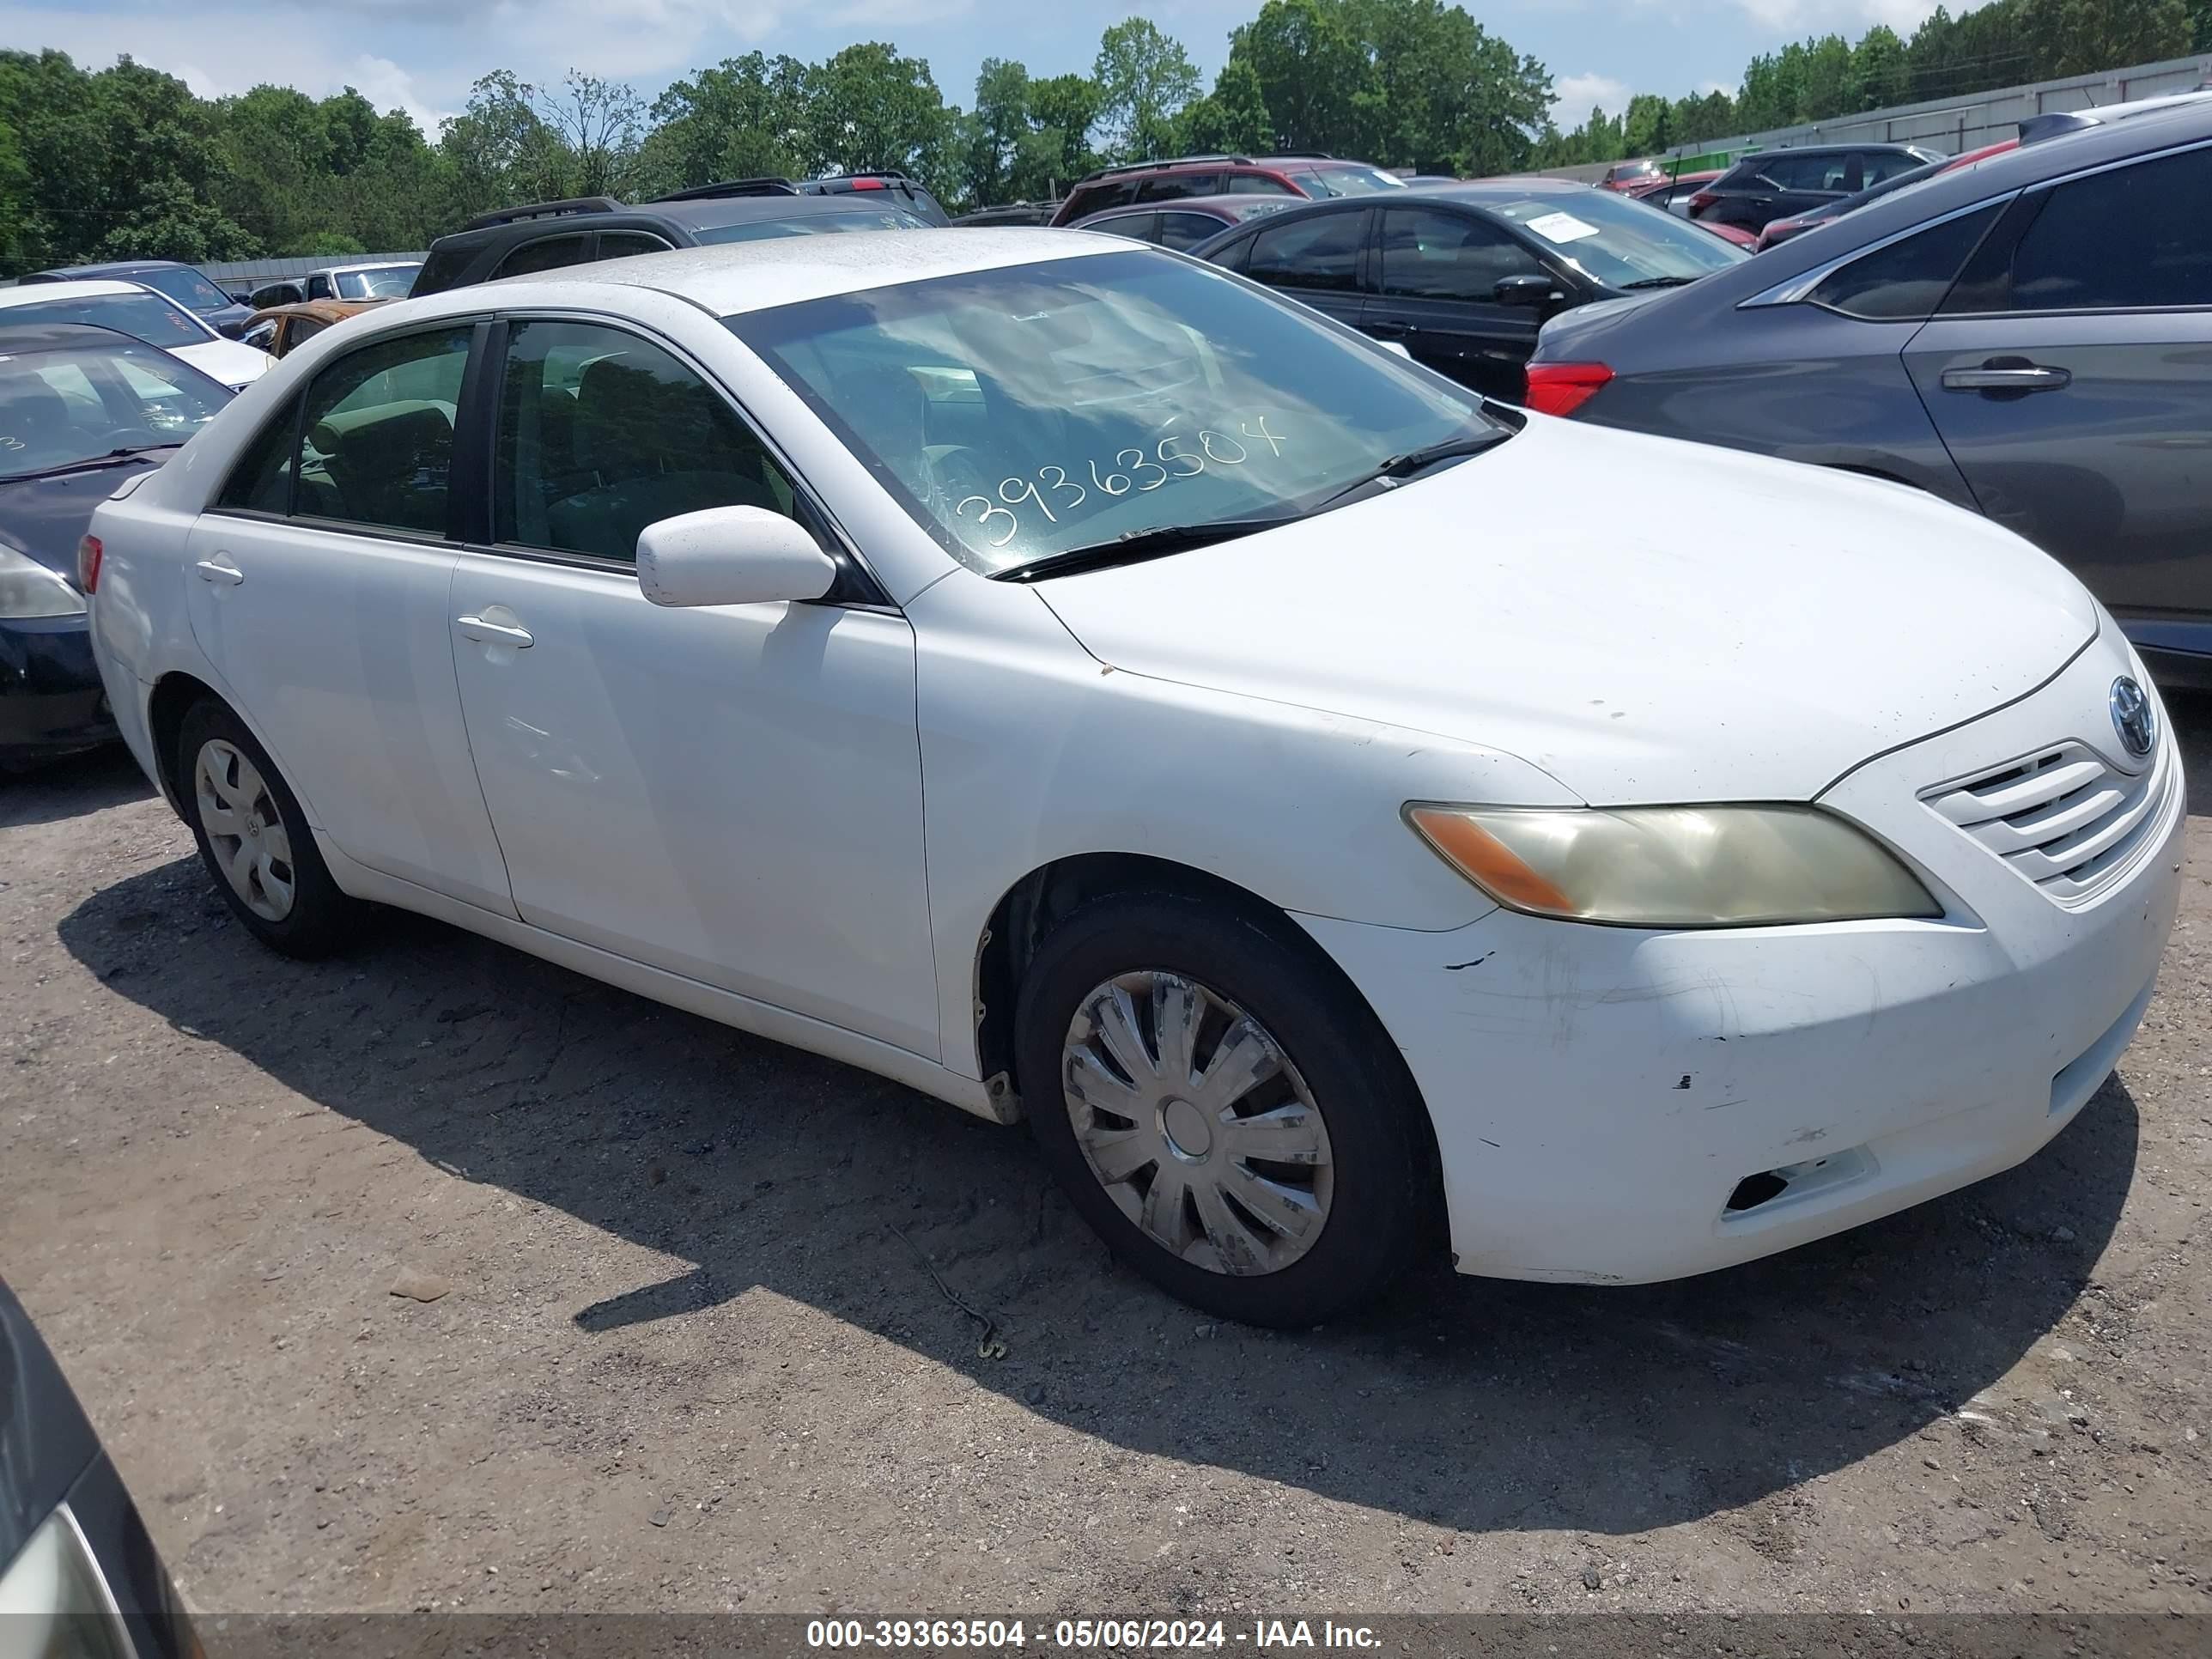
538 72 647 199
803 42 951 179
1180 58 1274 155
1852 25 1911 110
1092 18 1200 160
641 52 809 196
438 70 573 221
966 57 1032 204
1017 73 1103 199
1231 0 1367 156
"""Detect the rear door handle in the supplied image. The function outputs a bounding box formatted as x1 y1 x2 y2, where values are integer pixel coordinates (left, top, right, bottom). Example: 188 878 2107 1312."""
455 615 534 648
1942 362 2071 392
194 554 244 586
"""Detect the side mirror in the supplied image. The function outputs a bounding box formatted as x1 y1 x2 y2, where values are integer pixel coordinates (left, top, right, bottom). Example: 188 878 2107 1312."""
1493 274 1559 309
226 289 253 305
636 505 838 609
216 319 246 339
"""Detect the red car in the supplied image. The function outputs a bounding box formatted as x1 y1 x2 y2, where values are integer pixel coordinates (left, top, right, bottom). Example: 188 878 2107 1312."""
1599 158 1665 192
1752 139 2020 250
1050 153 1407 226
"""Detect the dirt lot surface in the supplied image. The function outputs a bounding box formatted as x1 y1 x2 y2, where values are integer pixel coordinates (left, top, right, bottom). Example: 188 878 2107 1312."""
3 700 2209 1622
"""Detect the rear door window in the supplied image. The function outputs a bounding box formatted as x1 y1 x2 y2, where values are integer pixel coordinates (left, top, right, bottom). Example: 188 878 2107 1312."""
1245 210 1368 293
494 234 594 279
294 327 473 536
1064 179 1138 220
1138 173 1220 202
1861 150 1927 185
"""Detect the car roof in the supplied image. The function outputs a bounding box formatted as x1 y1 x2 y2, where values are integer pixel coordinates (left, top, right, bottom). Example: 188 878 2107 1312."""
0 320 146 351
403 228 1123 319
1729 142 1929 160
1079 194 1270 220
248 300 380 325
317 260 418 274
0 278 150 306
436 191 921 252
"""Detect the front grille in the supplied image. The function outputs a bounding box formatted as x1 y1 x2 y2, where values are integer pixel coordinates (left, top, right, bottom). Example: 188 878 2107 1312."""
1923 738 2173 906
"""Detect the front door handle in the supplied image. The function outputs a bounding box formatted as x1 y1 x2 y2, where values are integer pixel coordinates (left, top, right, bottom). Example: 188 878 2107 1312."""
1942 361 2072 393
1365 320 1412 340
194 554 244 586
455 615 534 648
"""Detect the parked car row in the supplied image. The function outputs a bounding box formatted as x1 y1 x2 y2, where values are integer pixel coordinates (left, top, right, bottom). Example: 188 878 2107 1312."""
70 214 2182 1332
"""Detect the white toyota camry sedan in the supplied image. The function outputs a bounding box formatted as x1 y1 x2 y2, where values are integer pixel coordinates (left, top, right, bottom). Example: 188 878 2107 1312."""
85 230 2184 1326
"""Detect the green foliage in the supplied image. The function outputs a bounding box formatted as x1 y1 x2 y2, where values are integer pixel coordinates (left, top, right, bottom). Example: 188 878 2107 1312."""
1092 19 1201 161
1179 59 1275 157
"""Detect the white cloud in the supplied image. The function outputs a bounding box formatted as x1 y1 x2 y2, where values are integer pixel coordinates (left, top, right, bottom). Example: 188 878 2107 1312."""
1553 71 1633 128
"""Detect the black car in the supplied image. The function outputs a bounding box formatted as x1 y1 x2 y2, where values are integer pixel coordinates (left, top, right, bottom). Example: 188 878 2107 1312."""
1688 143 1942 233
19 259 257 338
1528 100 2212 686
411 187 933 296
1071 192 1292 250
0 1277 198 1656
1188 180 1744 401
1 324 231 763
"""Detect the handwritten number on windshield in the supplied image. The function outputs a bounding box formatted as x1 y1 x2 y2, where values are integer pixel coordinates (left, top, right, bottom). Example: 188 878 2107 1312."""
1239 416 1285 458
954 424 1288 551
957 495 1019 548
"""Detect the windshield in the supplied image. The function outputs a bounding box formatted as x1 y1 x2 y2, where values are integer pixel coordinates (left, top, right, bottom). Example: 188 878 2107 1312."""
333 264 421 300
696 210 926 245
3 292 213 349
1487 191 1745 287
135 266 233 312
729 249 1503 574
0 341 230 477
1291 165 1407 198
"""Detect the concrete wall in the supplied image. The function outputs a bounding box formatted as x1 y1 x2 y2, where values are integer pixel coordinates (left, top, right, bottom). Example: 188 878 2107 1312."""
203 253 427 289
1534 52 2212 184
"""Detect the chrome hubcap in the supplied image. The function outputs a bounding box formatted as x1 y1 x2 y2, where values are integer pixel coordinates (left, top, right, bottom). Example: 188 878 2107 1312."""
193 739 295 922
1061 971 1333 1277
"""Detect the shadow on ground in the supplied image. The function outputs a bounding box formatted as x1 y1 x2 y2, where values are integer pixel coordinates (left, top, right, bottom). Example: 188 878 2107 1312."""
1 745 154 828
58 838 2144 1539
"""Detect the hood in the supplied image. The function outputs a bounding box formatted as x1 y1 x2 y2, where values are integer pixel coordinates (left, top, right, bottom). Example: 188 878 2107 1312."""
1032 417 2099 804
0 458 162 574
173 337 276 389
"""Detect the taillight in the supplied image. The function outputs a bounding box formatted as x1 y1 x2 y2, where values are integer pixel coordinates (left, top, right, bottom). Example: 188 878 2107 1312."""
1523 362 1613 418
76 534 103 595
1688 190 1717 213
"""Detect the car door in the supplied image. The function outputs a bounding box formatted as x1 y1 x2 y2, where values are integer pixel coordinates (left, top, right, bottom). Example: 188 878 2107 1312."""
444 316 939 1055
1902 142 2212 637
1237 206 1373 331
1365 204 1560 400
183 320 516 915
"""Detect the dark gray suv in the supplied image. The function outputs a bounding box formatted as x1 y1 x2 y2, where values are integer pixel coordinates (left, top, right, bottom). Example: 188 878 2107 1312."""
1529 103 2212 687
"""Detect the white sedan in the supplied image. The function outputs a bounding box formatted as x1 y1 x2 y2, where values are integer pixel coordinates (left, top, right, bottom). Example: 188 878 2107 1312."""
85 231 2184 1325
0 279 276 391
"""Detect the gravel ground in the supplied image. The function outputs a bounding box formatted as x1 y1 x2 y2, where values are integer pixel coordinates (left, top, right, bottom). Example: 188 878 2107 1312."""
1 699 2207 1620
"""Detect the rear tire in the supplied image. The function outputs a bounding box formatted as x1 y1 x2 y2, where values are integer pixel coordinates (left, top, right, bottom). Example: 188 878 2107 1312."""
176 699 360 959
1016 890 1433 1326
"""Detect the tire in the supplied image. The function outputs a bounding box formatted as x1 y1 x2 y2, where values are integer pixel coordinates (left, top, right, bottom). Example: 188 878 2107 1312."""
176 699 360 959
1015 889 1433 1327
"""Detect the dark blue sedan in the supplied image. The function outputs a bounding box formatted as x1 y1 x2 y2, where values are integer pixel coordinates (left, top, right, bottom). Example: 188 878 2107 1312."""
1 323 232 764
18 258 258 338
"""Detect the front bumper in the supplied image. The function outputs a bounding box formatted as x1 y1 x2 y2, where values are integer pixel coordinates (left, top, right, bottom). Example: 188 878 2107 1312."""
1300 633 2185 1285
0 615 113 762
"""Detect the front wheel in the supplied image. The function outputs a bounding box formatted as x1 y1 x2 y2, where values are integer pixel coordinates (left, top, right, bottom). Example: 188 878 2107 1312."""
1016 891 1434 1326
177 699 360 958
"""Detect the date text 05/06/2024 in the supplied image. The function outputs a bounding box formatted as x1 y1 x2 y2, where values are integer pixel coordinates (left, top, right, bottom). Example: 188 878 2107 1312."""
805 1620 1382 1650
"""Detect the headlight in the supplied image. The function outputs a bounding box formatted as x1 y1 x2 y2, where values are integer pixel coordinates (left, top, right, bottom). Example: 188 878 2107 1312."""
0 1507 133 1659
1405 802 1941 927
0 547 88 619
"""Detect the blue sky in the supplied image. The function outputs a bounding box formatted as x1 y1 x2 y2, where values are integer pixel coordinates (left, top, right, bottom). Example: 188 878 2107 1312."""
0 1 1969 137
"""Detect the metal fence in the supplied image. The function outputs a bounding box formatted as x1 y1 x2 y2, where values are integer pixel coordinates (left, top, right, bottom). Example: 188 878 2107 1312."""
1537 51 2212 182
203 253 427 289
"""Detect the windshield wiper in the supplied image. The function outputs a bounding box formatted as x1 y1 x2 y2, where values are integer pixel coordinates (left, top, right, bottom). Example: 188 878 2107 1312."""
1619 275 1699 290
991 514 1301 583
1307 430 1511 514
8 445 180 482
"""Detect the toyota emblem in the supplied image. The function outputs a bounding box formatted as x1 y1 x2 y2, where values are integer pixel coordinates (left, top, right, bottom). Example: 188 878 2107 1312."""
2110 676 2156 759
